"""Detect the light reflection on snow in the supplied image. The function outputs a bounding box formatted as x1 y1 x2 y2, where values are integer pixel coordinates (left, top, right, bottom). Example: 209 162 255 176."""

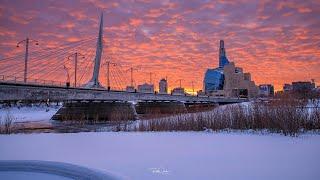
148 167 170 175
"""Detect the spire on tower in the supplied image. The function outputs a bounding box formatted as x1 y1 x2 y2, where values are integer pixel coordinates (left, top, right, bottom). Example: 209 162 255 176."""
219 40 229 68
220 40 224 48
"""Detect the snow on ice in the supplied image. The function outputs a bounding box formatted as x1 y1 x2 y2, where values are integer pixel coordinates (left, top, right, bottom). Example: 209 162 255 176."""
0 104 61 123
0 132 319 180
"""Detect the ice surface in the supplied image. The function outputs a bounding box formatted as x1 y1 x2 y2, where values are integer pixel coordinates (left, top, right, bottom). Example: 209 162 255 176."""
0 172 71 180
0 160 122 180
0 132 319 180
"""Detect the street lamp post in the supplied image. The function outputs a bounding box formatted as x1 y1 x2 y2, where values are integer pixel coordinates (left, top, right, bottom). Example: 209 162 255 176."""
149 72 153 84
191 81 195 95
17 38 39 83
105 61 116 90
126 67 140 87
68 52 85 87
130 67 134 87
63 65 70 87
176 79 183 88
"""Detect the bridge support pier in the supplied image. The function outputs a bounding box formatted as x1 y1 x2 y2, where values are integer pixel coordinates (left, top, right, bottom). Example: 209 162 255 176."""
134 101 188 119
51 101 220 122
51 101 137 121
184 102 218 113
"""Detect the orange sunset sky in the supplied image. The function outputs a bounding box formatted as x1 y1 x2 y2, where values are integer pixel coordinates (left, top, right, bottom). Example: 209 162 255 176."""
0 0 319 92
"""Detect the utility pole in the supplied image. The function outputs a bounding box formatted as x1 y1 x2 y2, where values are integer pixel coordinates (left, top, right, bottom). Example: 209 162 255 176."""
105 61 116 90
17 37 39 83
68 52 85 87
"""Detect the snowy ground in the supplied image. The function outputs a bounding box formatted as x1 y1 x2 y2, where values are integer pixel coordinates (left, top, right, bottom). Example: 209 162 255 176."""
0 105 61 123
0 132 319 180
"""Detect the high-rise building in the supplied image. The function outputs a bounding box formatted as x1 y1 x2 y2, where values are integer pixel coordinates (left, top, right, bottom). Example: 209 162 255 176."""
203 40 229 94
203 40 258 98
159 78 168 94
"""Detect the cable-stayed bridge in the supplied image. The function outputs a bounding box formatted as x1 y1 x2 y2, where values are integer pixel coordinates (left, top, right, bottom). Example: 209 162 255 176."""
0 13 247 104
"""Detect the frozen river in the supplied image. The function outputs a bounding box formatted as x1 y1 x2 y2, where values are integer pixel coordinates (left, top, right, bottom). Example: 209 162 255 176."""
0 132 319 180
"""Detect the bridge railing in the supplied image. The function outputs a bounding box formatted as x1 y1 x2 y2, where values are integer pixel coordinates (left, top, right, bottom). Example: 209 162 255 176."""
0 75 248 101
0 75 68 87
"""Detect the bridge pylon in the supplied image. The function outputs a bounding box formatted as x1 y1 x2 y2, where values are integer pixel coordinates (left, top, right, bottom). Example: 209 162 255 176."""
83 13 104 89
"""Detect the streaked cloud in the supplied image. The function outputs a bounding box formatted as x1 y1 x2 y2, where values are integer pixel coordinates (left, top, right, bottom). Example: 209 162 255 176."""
0 0 319 91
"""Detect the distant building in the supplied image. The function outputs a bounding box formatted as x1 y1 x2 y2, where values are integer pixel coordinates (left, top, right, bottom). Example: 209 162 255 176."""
203 40 258 98
172 87 185 95
203 69 224 93
159 79 168 94
283 84 293 92
258 84 274 97
223 62 258 98
137 83 154 93
203 40 229 94
126 86 135 92
292 81 315 92
209 90 225 97
197 90 205 96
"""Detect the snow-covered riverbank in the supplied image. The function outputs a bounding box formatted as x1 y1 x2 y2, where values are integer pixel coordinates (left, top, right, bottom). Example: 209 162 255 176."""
0 132 319 180
0 104 61 123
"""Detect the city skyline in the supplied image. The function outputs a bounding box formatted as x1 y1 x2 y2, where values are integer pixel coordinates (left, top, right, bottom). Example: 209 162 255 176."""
0 0 319 91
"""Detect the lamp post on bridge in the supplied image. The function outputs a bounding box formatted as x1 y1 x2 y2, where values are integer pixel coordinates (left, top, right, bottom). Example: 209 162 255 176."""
126 66 140 87
191 81 195 95
104 61 116 91
16 38 39 83
63 65 70 87
176 79 183 88
148 72 154 84
67 52 85 87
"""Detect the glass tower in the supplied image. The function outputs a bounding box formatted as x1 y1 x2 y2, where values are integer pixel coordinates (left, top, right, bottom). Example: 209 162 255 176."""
203 40 230 93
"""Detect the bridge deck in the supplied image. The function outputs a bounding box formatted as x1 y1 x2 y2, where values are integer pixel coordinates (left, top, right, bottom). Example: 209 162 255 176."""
0 82 247 103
